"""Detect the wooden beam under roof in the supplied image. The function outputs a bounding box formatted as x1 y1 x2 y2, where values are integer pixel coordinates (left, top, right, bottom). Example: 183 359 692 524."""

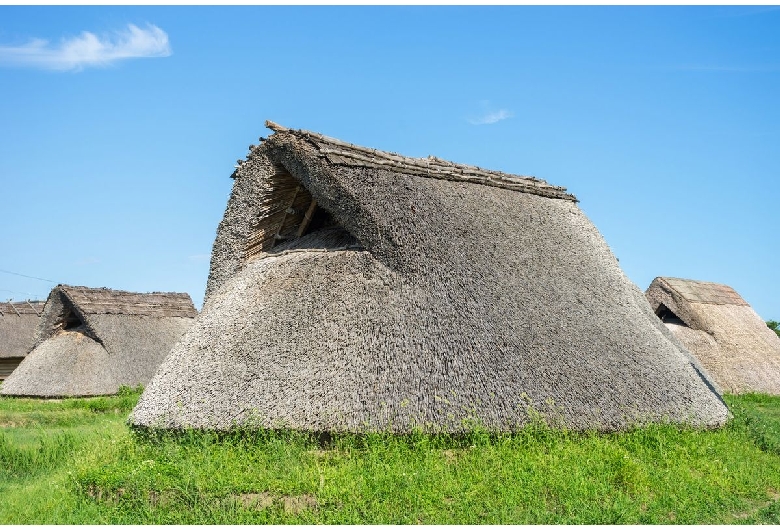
296 199 318 238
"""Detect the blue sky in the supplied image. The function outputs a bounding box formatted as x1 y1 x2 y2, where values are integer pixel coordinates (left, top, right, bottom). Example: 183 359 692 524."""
0 6 778 320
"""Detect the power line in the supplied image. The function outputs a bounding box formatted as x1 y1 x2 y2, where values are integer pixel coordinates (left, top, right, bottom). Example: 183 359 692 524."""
0 289 47 303
0 268 57 283
0 288 38 296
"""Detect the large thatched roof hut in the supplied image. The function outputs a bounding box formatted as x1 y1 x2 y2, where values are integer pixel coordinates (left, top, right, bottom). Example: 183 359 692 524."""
131 121 729 433
646 277 780 395
0 301 45 380
1 285 197 397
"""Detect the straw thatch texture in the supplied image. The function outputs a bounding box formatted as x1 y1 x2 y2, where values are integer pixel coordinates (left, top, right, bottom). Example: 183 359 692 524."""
646 277 780 395
131 122 729 433
0 301 44 380
1 286 197 397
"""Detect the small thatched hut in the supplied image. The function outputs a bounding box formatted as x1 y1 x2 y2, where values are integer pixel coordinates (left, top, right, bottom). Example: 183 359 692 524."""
0 301 45 380
131 121 729 433
646 277 780 395
1 285 197 397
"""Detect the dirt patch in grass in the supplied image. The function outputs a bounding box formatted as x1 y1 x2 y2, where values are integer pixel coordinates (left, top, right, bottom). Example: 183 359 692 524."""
237 492 275 509
282 493 318 513
443 448 467 463
732 488 780 520
86 485 126 504
148 490 178 508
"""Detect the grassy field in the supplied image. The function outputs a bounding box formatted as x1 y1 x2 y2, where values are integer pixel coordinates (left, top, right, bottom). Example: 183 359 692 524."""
1 387 779 524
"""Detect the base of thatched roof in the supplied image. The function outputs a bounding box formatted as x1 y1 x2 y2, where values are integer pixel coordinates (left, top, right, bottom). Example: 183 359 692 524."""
664 321 780 395
0 331 123 397
132 244 730 433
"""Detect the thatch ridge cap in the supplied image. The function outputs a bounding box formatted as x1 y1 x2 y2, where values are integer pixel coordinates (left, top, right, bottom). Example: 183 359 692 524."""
51 284 198 318
652 277 747 307
257 121 577 202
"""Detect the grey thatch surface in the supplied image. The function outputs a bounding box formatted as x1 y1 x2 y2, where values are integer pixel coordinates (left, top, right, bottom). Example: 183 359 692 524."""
1 285 197 397
131 122 729 433
3 331 118 396
0 301 44 380
646 277 780 395
0 301 44 359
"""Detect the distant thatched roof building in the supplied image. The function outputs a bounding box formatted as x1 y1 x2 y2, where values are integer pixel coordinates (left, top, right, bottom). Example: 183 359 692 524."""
0 301 45 380
646 277 780 395
1 285 197 397
131 121 728 432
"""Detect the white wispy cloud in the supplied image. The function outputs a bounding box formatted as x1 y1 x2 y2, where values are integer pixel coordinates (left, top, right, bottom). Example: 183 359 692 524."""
467 101 514 125
188 254 210 263
0 23 171 72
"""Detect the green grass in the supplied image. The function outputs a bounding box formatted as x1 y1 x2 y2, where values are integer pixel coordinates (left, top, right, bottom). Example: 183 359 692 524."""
1 389 779 524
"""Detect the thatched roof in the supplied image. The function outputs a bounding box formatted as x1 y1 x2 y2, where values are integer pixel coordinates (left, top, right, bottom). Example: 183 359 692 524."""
51 285 198 318
130 121 729 433
0 301 45 381
0 301 44 359
646 277 780 395
0 285 197 397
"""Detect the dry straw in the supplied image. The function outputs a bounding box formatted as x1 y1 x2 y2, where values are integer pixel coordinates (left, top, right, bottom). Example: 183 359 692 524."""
0 300 45 380
1 285 197 397
647 277 780 395
131 122 729 433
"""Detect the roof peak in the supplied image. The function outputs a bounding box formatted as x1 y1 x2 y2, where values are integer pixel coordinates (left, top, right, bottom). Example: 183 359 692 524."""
259 120 577 202
653 277 747 306
51 285 198 318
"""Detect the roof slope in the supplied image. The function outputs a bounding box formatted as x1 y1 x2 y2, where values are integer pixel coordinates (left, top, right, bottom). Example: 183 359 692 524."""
1 285 197 397
646 277 780 395
56 285 198 318
258 121 576 199
131 122 729 433
0 301 44 359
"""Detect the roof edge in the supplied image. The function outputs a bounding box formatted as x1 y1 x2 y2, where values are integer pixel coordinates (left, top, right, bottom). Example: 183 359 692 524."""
653 277 748 307
52 285 198 318
0 300 45 317
233 121 578 203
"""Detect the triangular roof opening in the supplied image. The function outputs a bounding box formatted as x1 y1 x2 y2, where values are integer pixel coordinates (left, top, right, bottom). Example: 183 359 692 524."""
244 162 361 261
655 303 686 326
62 305 85 331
